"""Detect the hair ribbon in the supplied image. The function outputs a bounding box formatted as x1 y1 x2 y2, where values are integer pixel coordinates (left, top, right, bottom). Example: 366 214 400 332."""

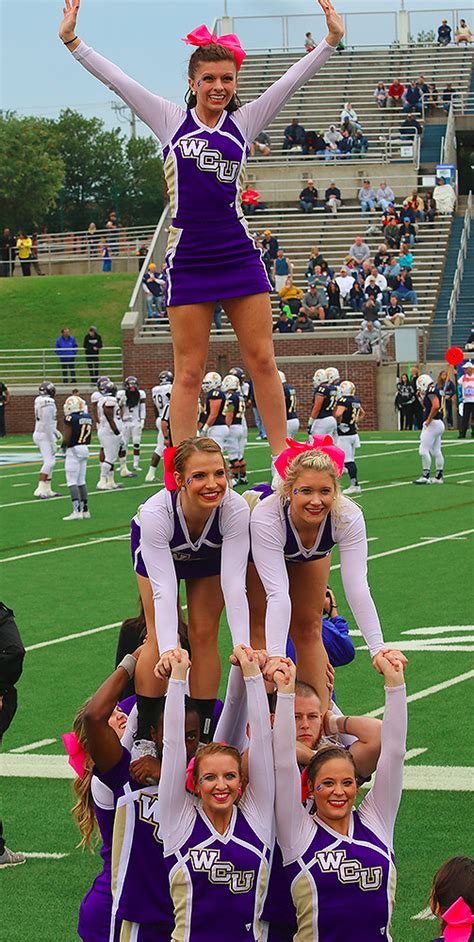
442 897 474 942
62 732 88 779
274 436 346 480
182 24 247 70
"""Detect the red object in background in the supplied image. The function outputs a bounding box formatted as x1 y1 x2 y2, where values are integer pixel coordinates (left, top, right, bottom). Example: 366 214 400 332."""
446 346 465 366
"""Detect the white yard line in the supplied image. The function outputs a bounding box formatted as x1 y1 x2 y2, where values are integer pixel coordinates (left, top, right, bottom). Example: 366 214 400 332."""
0 754 74 779
21 852 70 859
366 669 474 718
25 621 122 652
331 528 474 573
355 467 474 494
0 480 164 510
402 626 473 635
412 906 436 921
1 534 130 564
404 748 428 761
10 738 57 753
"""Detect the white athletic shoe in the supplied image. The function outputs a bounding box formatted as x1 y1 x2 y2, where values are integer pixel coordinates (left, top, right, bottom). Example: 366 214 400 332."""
0 847 26 868
343 484 362 494
63 510 83 521
107 481 123 490
96 479 109 490
145 469 156 482
120 468 137 477
34 484 47 498
431 476 444 484
413 476 431 484
81 510 91 519
133 465 142 472
231 476 239 487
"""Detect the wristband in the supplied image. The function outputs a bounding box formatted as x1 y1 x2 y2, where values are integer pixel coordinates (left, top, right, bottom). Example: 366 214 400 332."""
343 716 351 735
326 712 340 736
63 36 78 45
118 654 137 679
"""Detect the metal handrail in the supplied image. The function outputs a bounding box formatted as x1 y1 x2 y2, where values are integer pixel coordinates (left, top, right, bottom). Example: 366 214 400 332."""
0 346 123 386
447 191 472 345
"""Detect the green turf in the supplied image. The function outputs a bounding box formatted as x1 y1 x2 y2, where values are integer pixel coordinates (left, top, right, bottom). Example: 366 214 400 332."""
0 273 136 349
0 430 473 941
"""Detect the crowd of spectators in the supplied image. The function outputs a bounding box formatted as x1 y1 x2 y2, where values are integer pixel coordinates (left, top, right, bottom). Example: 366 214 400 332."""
54 326 103 383
281 102 369 160
438 18 472 45
0 228 46 277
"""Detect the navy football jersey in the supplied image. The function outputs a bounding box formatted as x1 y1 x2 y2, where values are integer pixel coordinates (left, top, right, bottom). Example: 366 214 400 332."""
423 387 443 422
224 390 245 425
313 382 338 418
205 390 226 426
64 411 93 446
283 383 298 420
337 396 362 436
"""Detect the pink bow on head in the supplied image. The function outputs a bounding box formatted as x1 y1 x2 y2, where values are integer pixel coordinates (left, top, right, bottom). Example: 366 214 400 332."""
62 731 88 779
274 436 346 481
442 897 474 942
182 24 247 70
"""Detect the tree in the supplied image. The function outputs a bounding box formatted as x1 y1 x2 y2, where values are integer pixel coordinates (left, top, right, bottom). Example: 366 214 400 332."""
0 113 65 230
123 136 164 225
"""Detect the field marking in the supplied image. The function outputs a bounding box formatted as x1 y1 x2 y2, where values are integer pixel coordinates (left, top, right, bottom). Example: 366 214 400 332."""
12 483 30 488
412 906 435 921
355 467 474 494
10 738 57 753
0 533 130 564
404 748 428 761
399 766 473 791
21 852 70 860
0 754 75 779
28 537 52 544
331 528 474 574
402 625 473 635
366 669 474 717
25 621 122 652
0 480 163 510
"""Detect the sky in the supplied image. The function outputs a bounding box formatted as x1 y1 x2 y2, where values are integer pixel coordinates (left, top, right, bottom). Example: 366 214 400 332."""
1 0 471 134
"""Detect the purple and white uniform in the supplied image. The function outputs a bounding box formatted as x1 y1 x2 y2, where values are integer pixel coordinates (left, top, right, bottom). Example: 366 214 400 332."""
77 776 116 942
160 675 274 941
71 40 335 305
250 492 385 658
273 683 407 941
131 486 250 653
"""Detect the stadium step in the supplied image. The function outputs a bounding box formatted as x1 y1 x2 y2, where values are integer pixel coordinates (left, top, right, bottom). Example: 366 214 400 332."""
419 124 445 166
427 217 464 358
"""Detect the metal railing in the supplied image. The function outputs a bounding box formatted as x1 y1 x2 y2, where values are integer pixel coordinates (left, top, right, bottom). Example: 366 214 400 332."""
0 347 123 387
126 204 172 331
447 190 472 346
2 224 157 275
440 101 458 166
248 129 420 168
451 91 474 114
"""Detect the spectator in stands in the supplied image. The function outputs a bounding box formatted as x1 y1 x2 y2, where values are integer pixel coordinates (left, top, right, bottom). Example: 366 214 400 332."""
326 280 342 319
304 31 317 52
337 129 354 158
376 182 395 212
437 19 452 44
0 228 15 277
403 190 425 222
309 266 330 311
340 102 359 126
455 19 472 44
393 269 418 308
241 185 264 215
442 83 456 112
261 229 278 260
437 369 456 428
55 327 78 384
400 114 422 139
365 266 388 302
143 262 165 317
388 79 405 107
274 308 294 333
283 118 306 153
323 124 342 155
385 256 401 285
384 217 400 249
417 75 429 97
0 382 11 437
16 231 32 276
260 243 274 287
310 131 327 155
136 242 148 271
398 243 413 271
336 267 354 303
395 373 415 428
292 311 315 332
273 249 293 292
383 295 406 327
340 115 356 137
349 280 365 312
374 244 391 271
424 191 437 223
299 179 319 213
99 237 112 273
373 82 388 108
424 84 439 116
403 80 423 113
300 282 326 321
83 326 103 382
349 235 371 264
305 245 325 279
433 176 456 214
352 129 369 155
325 181 342 213
87 222 98 255
362 297 381 327
278 275 304 313
398 217 416 247
355 320 381 354
250 131 271 157
465 328 474 352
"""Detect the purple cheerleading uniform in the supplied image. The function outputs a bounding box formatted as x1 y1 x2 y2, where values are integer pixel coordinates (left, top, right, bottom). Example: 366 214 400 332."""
71 39 335 305
77 777 116 942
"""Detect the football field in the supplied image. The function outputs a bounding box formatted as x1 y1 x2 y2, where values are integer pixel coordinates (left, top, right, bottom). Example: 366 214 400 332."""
0 429 473 941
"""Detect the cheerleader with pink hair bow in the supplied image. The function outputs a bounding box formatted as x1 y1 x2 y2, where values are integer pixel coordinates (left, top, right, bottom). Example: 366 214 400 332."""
430 856 474 942
247 437 407 705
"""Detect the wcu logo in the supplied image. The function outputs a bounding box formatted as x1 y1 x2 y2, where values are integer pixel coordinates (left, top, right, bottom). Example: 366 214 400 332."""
178 138 240 182
189 848 255 893
138 794 162 845
315 849 383 891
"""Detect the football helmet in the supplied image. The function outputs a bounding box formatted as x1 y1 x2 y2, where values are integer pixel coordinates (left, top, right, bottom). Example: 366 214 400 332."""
97 376 111 393
124 375 139 390
312 369 327 387
63 395 83 416
229 367 245 382
416 374 435 396
278 370 287 384
38 381 56 397
325 367 340 384
101 379 117 397
338 380 355 397
159 370 174 384
221 374 240 392
202 371 222 393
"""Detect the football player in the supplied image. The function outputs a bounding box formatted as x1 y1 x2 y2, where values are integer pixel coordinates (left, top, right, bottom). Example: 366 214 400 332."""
96 380 123 490
229 366 249 453
117 375 146 476
334 380 365 494
33 382 62 498
145 370 173 483
308 366 339 440
413 374 445 484
222 374 248 486
279 370 299 438
62 395 93 519
201 372 229 450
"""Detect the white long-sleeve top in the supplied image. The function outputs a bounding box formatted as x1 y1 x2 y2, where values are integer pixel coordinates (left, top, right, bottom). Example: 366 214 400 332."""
250 493 385 658
140 486 250 653
71 39 335 148
33 395 57 436
160 673 274 854
273 683 407 864
214 665 250 755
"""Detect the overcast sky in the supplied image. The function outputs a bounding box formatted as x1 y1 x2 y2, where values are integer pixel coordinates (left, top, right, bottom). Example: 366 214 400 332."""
1 0 470 133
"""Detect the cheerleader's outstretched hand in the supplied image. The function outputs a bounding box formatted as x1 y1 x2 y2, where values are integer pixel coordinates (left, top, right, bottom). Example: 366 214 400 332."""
318 0 344 47
59 0 80 43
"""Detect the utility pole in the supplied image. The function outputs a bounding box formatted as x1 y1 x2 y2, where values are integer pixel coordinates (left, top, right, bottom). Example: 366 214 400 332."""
111 101 137 139
399 0 409 46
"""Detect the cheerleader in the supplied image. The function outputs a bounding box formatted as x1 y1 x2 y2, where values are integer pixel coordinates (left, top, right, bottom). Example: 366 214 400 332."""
334 380 365 494
413 374 445 484
159 645 274 942
59 0 344 463
249 439 406 707
430 856 474 942
271 654 407 942
131 436 250 745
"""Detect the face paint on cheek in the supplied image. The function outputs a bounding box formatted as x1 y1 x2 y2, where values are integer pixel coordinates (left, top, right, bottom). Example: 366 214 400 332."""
293 488 300 495
315 784 325 792
197 80 203 88
186 477 193 486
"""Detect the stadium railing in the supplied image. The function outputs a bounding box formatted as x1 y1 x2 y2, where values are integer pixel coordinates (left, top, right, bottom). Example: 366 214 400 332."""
0 347 123 387
4 224 157 275
447 190 472 347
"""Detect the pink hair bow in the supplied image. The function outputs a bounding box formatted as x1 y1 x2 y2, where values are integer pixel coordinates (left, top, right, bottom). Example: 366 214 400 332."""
62 731 88 779
274 436 345 480
443 897 474 942
182 24 247 70
185 756 196 793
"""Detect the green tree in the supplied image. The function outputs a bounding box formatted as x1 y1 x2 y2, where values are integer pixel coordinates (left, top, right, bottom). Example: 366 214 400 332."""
0 113 65 230
123 136 164 225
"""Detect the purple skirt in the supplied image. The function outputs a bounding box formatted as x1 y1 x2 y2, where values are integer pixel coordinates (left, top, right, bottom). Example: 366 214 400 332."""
78 881 112 942
164 217 271 306
130 518 221 581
